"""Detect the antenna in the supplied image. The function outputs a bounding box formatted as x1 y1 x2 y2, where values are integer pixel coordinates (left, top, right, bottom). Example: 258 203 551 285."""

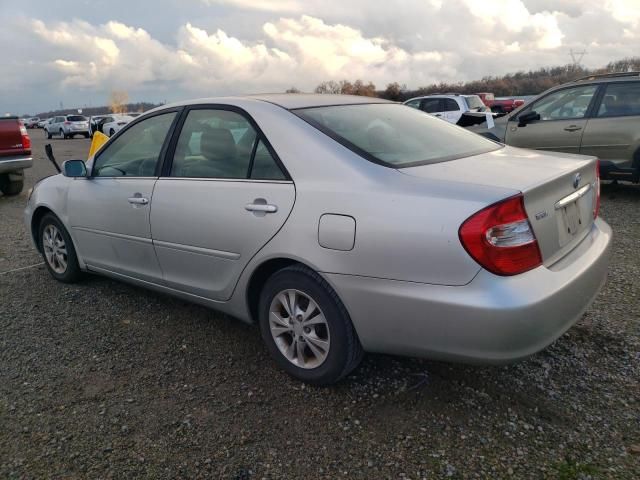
569 48 587 67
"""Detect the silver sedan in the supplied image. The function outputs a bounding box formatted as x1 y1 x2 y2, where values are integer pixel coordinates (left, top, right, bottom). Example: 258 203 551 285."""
25 94 611 385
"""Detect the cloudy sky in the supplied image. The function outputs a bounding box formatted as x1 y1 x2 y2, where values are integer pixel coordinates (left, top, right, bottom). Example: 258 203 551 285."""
1 0 638 114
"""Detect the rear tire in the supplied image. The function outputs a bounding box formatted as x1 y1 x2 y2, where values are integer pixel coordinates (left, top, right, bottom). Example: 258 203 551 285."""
0 174 24 196
258 265 363 385
38 213 82 283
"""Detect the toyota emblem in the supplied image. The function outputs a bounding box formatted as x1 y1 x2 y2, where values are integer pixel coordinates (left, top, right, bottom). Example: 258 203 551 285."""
573 172 581 189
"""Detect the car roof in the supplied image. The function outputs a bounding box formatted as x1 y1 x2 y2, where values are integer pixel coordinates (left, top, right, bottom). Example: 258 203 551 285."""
160 94 393 111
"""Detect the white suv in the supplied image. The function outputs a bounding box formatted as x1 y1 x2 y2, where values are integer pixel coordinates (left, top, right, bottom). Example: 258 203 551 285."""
404 94 487 124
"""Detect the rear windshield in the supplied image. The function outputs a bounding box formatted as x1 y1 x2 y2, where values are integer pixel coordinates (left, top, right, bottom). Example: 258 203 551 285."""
67 115 87 122
464 96 486 110
295 103 499 167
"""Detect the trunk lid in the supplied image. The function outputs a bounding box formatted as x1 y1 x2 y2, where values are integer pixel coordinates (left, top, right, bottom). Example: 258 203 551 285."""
0 118 28 157
401 146 598 265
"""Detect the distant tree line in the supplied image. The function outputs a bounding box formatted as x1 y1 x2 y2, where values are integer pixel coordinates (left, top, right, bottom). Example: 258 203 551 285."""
297 57 640 101
34 101 163 119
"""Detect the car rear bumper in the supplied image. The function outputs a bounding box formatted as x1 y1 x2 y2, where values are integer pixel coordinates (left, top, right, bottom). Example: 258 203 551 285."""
0 156 33 174
325 218 612 363
599 159 639 182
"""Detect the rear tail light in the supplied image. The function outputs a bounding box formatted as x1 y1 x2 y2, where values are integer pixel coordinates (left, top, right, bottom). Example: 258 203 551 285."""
593 160 600 219
64 121 71 125
19 124 31 152
459 194 542 276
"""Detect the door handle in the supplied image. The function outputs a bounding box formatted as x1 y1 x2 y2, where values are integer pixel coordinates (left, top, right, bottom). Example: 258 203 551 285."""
564 125 582 132
128 196 149 205
245 203 277 213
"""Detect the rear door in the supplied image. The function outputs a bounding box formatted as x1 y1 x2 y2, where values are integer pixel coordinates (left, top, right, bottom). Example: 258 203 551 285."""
442 98 463 124
580 81 640 169
505 84 599 154
67 111 179 282
150 106 295 301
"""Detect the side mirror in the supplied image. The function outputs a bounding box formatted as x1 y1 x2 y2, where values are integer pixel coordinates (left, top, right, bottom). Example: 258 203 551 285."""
62 159 88 178
517 111 540 127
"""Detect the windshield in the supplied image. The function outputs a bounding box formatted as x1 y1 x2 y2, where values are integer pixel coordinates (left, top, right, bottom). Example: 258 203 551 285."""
67 115 87 122
464 96 486 111
295 103 499 167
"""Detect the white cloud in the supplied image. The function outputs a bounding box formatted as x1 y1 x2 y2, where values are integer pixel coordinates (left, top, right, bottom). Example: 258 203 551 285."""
2 0 639 114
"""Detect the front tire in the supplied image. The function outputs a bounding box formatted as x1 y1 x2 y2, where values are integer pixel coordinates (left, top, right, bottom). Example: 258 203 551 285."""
59 129 66 139
38 213 82 283
109 128 115 137
258 265 363 385
45 129 52 139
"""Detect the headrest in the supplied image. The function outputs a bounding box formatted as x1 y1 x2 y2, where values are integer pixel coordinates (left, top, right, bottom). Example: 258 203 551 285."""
200 127 236 162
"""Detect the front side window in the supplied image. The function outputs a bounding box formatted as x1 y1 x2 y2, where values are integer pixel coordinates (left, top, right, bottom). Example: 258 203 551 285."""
170 109 285 180
405 99 420 109
295 103 499 167
92 112 176 177
597 82 640 117
527 85 598 121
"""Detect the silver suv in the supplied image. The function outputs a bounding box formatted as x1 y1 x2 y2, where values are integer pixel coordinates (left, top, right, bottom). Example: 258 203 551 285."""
45 115 90 140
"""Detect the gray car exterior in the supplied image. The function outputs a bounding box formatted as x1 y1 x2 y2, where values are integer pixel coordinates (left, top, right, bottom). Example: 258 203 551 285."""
25 94 611 384
45 115 90 139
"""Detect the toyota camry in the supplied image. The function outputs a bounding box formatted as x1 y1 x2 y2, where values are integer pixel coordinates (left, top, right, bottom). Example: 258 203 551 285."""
25 94 611 385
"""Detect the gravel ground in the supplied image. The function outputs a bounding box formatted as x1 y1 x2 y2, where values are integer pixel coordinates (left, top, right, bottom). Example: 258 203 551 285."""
1 135 639 479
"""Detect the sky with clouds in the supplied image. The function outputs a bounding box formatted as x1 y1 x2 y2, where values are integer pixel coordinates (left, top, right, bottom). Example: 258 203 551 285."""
1 0 639 114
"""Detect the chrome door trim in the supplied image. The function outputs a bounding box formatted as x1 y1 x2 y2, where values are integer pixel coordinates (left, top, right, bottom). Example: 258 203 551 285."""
158 177 293 184
71 226 153 245
152 239 241 260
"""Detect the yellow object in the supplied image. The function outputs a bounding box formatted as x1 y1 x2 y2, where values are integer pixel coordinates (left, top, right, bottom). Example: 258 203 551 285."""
88 131 109 158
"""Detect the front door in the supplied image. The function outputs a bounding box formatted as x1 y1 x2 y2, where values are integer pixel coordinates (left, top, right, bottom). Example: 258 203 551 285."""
505 84 599 154
67 111 178 282
149 107 295 301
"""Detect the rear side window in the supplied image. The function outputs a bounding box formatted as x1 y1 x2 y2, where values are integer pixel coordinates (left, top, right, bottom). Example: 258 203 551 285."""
420 98 441 113
93 112 176 177
170 109 285 180
464 96 485 110
597 83 640 117
442 98 460 112
295 103 499 167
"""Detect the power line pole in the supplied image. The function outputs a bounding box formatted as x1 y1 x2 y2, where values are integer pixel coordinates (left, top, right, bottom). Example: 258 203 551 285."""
569 48 587 68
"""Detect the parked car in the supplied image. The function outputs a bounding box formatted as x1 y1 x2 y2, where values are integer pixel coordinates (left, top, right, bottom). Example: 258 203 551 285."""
0 116 32 195
25 94 611 385
471 72 640 182
88 115 111 137
45 115 90 139
23 117 41 129
404 94 488 124
37 118 50 128
102 114 135 137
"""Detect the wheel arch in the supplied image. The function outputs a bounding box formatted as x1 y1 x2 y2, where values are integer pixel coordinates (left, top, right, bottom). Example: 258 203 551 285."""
31 206 55 252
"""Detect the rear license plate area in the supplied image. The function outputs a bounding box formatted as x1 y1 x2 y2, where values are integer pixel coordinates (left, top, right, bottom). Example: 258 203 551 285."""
556 199 587 247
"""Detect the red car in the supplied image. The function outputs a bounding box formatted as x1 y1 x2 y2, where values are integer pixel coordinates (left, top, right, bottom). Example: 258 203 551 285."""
475 92 526 113
0 116 32 195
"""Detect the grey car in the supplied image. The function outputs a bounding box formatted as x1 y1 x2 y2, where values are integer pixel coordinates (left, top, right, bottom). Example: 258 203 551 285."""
45 114 90 139
25 95 611 385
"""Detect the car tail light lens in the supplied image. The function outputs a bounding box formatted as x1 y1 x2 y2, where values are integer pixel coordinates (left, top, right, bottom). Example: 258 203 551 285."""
64 121 71 125
593 160 600 219
19 124 31 152
459 194 542 276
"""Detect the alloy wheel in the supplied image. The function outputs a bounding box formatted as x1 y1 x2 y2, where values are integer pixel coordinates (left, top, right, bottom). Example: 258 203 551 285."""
42 224 67 274
269 289 331 369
